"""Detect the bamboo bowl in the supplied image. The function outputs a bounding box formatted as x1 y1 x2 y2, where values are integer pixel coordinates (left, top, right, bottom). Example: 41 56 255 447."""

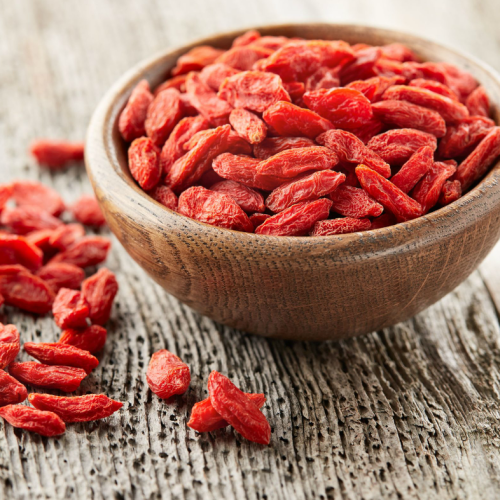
85 24 500 341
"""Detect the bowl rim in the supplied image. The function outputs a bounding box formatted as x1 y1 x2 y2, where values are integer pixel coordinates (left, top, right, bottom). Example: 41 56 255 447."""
86 22 500 249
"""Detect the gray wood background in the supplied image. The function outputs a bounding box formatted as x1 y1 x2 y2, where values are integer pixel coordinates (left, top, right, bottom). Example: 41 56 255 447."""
2 0 500 499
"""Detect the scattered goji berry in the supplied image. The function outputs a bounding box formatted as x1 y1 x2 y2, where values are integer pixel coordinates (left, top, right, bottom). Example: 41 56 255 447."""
23 343 98 374
148 185 178 211
12 180 65 217
200 63 240 91
0 234 43 271
329 185 384 218
1 206 63 235
253 137 316 160
146 349 191 399
171 45 225 76
210 180 265 213
0 324 20 370
36 263 85 293
0 370 27 407
70 195 106 227
311 217 372 236
52 288 90 329
118 80 154 142
49 236 111 268
466 86 490 118
439 179 462 206
48 223 86 251
216 45 272 71
390 146 434 193
0 404 65 437
58 325 107 354
81 268 118 326
30 140 84 170
229 108 267 145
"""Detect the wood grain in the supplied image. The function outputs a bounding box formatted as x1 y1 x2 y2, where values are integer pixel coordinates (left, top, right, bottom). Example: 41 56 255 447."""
2 1 500 499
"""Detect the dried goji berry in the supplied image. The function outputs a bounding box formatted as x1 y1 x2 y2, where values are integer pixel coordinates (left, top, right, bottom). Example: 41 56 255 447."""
0 370 27 407
232 29 261 48
188 392 266 433
148 185 178 211
266 170 345 213
9 362 87 392
48 223 85 251
0 404 65 437
329 185 384 218
216 45 272 71
262 101 334 139
0 324 20 370
439 179 462 206
250 35 291 51
453 127 500 190
171 45 225 76
208 371 270 445
218 71 290 113
58 325 107 354
249 213 271 230
253 137 316 160
380 43 417 62
310 217 372 236
70 195 106 227
200 63 241 91
49 236 111 268
178 186 253 232
440 62 478 102
367 128 437 166
370 212 396 229
146 349 190 399
25 229 55 254
179 93 199 116
0 234 43 271
1 206 63 235
466 86 490 118
229 108 267 145
355 165 422 221
409 79 459 101
339 46 381 84
154 75 187 95
303 88 373 130
128 136 162 190
390 146 434 193
374 58 420 81
81 268 118 326
212 154 261 189
36 263 84 293
12 180 65 217
144 88 183 147
30 140 84 170
305 66 341 91
255 198 332 236
52 288 90 329
118 79 154 142
210 180 265 213
348 117 385 144
0 184 13 213
23 342 98 374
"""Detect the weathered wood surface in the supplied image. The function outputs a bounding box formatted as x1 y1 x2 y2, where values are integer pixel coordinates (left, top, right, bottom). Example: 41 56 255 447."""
2 1 500 499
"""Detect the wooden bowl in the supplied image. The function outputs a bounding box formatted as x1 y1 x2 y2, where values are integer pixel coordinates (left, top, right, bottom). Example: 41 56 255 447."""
85 24 500 341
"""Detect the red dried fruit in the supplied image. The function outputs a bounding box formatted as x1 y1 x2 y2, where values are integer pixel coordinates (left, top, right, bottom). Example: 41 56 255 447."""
12 180 65 217
0 370 27 406
380 43 418 62
0 184 13 213
229 108 267 145
339 47 381 84
30 140 84 170
216 45 272 71
70 195 106 227
317 129 391 178
249 213 271 230
0 404 65 437
178 186 253 232
212 154 261 189
9 362 87 392
372 100 446 137
167 125 231 192
188 392 266 433
146 349 190 399
218 71 290 113
81 268 118 326
367 128 437 166
144 88 183 147
171 45 224 76
409 79 459 101
0 266 54 314
439 180 462 206
305 66 341 91
303 88 373 130
1 206 63 235
154 75 187 95
49 236 111 268
253 137 316 160
284 81 306 101
232 30 261 48
348 117 385 144
255 198 332 236
382 85 469 123
347 77 402 103
25 230 55 254
179 93 199 116
118 80 154 142
58 325 107 354
453 127 500 190
23 342 99 374
185 73 233 126
127 137 161 190
262 101 334 139
200 63 240 91
148 185 178 211
356 165 422 221
52 288 90 329
210 180 265 213
390 146 434 193
370 212 396 230
36 263 85 293
310 217 372 236
374 59 420 81
329 185 384 218
0 234 43 271
29 393 122 423
266 170 345 213
466 86 490 118
0 324 20 369
49 223 85 251
208 371 270 445
440 63 478 102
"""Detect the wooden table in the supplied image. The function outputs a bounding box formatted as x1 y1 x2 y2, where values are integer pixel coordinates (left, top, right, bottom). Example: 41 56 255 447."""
2 1 500 498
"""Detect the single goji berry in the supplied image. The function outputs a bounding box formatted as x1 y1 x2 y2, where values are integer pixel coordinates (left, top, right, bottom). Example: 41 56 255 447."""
0 404 65 437
210 180 265 213
70 195 106 227
466 86 490 118
29 393 122 423
374 58 420 81
118 79 154 142
266 170 346 213
232 29 262 48
439 179 462 206
171 45 225 76
348 117 385 144
339 46 381 84
229 108 267 145
216 45 273 71
49 236 111 268
23 342 98 374
0 234 43 271
440 62 478 102
409 79 459 101
146 349 190 399
253 137 316 160
178 186 253 232
212 154 262 189
58 325 107 354
81 268 118 326
390 146 434 193
0 370 27 407
0 324 20 370
208 371 270 445
380 43 418 62
370 212 397 229
148 185 178 211
249 35 291 51
249 213 271 230
354 75 407 102
329 185 384 218
52 288 90 329
48 223 86 251
36 263 85 293
283 81 306 103
188 392 266 433
200 63 241 91
305 66 341 92
144 88 183 147
310 217 372 236
1 206 63 235
9 362 87 392
12 180 65 217
355 165 422 222
154 75 187 95
30 140 85 170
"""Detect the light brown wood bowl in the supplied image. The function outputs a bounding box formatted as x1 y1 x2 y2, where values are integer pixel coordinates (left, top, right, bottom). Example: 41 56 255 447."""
86 24 500 341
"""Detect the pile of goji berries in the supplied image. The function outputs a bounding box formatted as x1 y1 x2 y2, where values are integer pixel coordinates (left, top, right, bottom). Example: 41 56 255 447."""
0 179 123 436
120 30 500 236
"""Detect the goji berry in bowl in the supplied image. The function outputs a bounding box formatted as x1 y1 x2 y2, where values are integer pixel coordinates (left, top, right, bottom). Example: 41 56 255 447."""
86 24 500 341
